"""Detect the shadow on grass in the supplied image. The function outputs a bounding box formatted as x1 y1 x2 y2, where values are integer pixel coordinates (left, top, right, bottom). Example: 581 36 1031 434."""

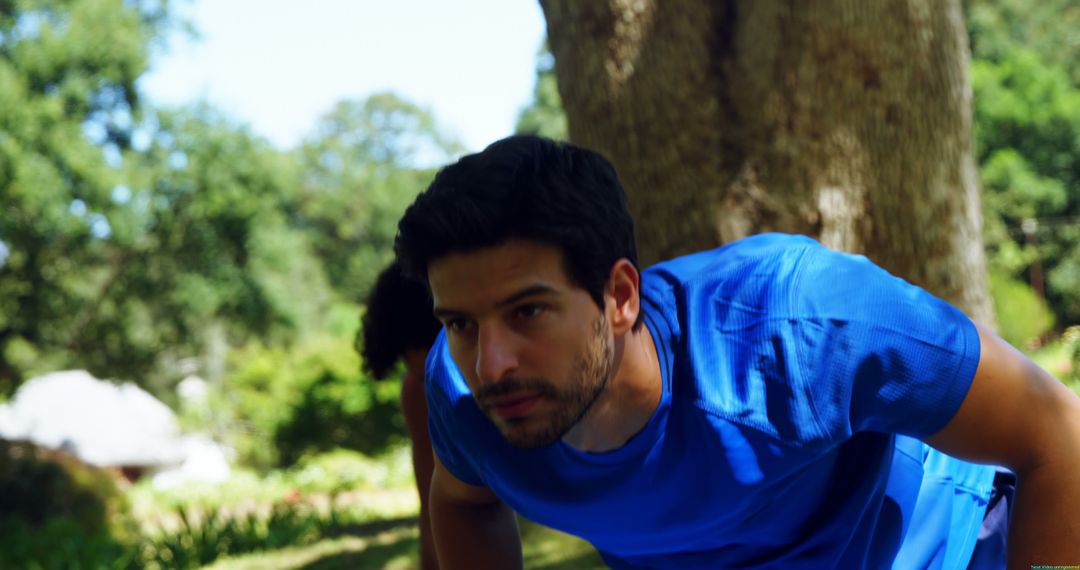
525 551 609 570
321 515 417 539
295 515 608 569
284 516 419 569
297 531 606 570
519 518 608 569
297 535 419 570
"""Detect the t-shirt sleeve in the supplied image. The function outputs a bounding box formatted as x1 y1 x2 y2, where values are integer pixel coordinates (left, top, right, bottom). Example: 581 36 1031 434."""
792 245 982 441
425 332 487 487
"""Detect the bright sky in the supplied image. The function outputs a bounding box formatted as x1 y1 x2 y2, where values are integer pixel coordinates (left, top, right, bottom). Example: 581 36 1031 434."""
138 0 548 153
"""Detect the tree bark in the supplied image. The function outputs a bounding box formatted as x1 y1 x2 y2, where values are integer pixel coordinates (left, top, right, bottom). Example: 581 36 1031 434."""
540 0 992 324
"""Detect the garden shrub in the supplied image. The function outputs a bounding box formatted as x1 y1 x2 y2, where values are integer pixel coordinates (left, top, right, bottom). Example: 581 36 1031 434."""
210 334 405 470
141 496 361 569
0 515 139 570
989 272 1056 348
273 365 404 466
0 440 135 536
1062 325 1080 386
0 439 139 568
287 446 413 494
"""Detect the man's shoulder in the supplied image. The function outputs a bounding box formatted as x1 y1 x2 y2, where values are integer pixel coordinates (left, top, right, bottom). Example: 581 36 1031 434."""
645 233 817 282
424 331 471 406
641 233 820 314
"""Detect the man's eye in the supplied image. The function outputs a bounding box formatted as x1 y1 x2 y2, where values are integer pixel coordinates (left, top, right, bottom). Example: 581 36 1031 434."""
445 319 472 333
515 304 544 319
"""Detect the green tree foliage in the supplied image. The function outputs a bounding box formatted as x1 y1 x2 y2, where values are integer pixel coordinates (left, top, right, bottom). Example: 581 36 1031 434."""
84 106 334 392
292 93 462 301
514 43 568 141
969 5 1080 325
989 273 1056 347
273 361 403 466
0 0 176 393
193 93 467 467
207 333 403 469
967 0 1080 85
0 0 353 395
0 1 474 476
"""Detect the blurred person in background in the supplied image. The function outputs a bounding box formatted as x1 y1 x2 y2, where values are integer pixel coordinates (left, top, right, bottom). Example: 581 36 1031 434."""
360 261 442 570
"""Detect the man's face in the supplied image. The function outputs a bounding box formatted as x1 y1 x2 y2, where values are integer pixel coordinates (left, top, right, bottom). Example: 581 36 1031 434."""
428 239 615 449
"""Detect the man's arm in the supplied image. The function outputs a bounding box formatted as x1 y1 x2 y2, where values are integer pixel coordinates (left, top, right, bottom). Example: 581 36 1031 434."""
925 322 1080 568
428 453 523 570
400 370 438 570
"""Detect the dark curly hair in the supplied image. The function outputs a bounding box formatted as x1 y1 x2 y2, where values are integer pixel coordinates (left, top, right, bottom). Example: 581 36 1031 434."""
394 135 641 329
359 262 442 380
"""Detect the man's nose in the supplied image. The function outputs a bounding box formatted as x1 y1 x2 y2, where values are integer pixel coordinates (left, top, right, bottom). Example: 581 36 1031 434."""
475 324 519 385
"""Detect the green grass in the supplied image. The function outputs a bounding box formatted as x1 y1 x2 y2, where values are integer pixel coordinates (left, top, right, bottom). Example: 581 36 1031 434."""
519 518 607 569
202 517 421 570
201 516 606 569
139 454 607 570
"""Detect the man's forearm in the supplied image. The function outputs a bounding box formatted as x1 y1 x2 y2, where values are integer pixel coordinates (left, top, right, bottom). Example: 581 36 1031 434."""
1009 461 1080 568
430 493 523 570
1007 399 1080 570
418 502 439 570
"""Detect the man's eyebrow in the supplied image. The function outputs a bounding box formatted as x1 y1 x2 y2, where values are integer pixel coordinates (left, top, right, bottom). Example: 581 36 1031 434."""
494 284 558 309
432 307 463 321
432 284 558 320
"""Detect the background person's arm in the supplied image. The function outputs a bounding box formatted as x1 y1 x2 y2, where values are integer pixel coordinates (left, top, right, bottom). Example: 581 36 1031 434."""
429 453 523 570
400 368 438 569
925 323 1080 568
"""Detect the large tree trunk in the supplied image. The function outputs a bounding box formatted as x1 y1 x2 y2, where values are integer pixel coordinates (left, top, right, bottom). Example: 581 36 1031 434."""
540 0 992 324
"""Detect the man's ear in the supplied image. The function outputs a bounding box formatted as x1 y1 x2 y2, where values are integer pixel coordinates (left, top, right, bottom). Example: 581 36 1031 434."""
606 259 641 335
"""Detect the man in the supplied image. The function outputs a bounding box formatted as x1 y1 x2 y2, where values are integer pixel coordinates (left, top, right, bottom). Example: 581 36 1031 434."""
394 135 1080 569
360 262 442 570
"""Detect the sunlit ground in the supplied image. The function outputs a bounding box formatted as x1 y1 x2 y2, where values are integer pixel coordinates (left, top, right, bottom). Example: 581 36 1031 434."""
124 444 605 569
202 513 605 570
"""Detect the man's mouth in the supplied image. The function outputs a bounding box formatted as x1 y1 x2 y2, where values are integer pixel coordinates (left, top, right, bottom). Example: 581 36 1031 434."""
487 393 542 420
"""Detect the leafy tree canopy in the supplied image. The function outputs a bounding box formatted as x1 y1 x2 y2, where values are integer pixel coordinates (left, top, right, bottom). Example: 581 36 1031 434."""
970 9 1080 325
292 92 462 301
0 0 178 392
515 43 567 141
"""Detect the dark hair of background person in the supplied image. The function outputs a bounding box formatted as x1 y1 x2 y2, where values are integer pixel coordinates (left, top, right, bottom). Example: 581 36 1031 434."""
360 262 442 380
394 135 642 330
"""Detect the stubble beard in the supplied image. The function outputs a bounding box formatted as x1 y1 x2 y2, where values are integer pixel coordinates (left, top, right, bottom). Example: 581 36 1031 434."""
481 314 615 449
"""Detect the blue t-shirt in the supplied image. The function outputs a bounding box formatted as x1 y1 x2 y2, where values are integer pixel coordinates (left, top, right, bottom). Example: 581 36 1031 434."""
426 233 996 569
